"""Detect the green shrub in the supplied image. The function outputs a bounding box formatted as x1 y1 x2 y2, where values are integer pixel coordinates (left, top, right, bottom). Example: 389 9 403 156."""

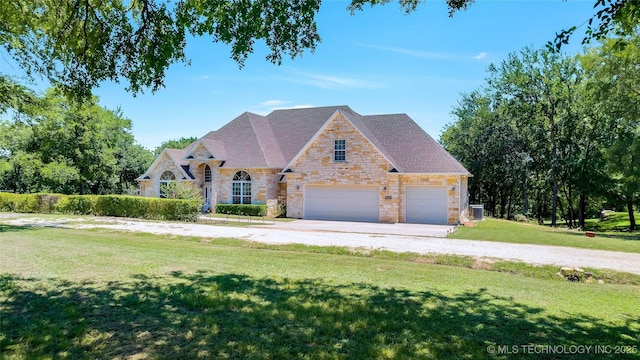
32 193 65 213
216 204 268 217
11 194 40 213
163 199 200 222
93 195 147 218
55 195 97 215
2 193 200 222
0 193 67 213
514 214 529 223
0 193 20 212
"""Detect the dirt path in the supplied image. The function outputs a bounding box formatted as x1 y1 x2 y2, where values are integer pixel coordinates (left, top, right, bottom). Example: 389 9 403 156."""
2 214 640 275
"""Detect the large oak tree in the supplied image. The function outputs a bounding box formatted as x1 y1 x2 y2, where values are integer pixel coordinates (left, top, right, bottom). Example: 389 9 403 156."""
1 0 637 98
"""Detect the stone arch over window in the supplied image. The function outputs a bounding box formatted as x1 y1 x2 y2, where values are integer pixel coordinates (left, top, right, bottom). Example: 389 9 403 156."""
204 165 212 183
232 171 251 204
159 170 176 198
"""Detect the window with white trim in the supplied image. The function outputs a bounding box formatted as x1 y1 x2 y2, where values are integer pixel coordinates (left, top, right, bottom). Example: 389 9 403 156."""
334 140 346 162
159 171 176 198
232 171 252 204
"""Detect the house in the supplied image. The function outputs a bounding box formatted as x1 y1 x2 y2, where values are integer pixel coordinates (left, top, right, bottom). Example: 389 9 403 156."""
137 106 471 224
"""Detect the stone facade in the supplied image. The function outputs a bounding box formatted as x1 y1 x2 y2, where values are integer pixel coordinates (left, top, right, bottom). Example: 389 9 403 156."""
398 174 466 224
139 152 193 197
285 113 399 221
138 110 469 224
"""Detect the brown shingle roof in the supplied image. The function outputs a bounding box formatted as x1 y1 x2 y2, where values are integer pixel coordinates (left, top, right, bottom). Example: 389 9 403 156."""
165 148 195 179
180 105 469 175
360 114 470 174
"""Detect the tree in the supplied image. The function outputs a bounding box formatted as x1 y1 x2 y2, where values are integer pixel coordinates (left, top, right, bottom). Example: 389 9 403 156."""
160 181 202 201
0 0 321 99
1 0 637 98
442 45 619 228
581 32 640 230
549 0 640 51
0 89 154 194
487 47 586 226
153 136 197 156
442 92 527 219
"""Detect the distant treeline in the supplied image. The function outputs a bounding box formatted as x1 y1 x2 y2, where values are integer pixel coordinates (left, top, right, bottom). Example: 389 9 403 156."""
440 34 639 230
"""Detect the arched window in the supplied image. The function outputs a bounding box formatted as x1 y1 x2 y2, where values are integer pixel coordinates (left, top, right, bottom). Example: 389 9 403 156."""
204 165 212 183
232 171 251 204
159 171 176 198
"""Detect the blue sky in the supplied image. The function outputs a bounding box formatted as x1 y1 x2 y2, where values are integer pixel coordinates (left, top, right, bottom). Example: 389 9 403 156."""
5 1 596 150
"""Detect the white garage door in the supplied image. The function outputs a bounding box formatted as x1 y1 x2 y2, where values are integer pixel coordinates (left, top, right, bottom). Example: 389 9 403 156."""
304 185 379 222
406 186 448 224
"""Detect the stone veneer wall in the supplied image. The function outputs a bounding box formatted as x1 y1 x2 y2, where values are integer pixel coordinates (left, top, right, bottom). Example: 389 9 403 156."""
459 176 469 220
285 113 399 222
398 174 463 225
214 168 280 204
139 152 190 197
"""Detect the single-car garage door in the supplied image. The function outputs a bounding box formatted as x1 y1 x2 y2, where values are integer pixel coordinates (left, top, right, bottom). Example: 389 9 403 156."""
406 186 448 224
304 185 379 222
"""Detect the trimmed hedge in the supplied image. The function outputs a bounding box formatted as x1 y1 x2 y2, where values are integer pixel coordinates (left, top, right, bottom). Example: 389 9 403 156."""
55 195 97 215
0 192 199 222
216 204 268 217
0 193 65 213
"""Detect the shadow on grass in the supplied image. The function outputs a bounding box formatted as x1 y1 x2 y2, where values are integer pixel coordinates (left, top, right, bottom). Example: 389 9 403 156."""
1 272 638 359
562 231 640 242
0 224 37 233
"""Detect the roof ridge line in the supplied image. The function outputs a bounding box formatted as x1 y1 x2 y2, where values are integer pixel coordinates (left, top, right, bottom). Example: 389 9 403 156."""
247 113 284 168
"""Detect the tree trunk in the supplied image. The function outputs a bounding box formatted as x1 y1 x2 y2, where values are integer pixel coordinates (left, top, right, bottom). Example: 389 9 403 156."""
563 185 575 228
627 196 637 231
499 190 507 219
578 193 586 230
558 196 566 227
507 190 514 220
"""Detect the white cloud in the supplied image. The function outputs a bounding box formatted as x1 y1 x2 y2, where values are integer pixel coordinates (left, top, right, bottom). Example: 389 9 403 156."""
191 75 210 80
355 42 460 61
260 100 290 107
356 42 488 62
252 100 315 115
285 69 383 90
472 52 488 60
290 104 315 109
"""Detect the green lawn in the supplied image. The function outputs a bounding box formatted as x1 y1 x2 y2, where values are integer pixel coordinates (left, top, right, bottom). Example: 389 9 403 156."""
585 211 640 232
1 225 639 359
451 218 640 254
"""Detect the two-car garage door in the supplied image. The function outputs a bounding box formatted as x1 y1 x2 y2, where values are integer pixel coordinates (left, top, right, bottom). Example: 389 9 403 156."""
304 185 379 222
303 185 450 224
405 186 449 224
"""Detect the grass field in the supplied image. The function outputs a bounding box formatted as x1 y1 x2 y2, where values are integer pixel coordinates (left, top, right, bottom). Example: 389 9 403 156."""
585 212 640 232
451 218 640 254
1 225 639 359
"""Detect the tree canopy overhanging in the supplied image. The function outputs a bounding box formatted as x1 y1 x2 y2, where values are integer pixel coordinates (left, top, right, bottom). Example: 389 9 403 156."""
1 0 638 98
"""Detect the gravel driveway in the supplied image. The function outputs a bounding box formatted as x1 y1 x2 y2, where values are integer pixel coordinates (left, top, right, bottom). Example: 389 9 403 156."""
3 214 640 275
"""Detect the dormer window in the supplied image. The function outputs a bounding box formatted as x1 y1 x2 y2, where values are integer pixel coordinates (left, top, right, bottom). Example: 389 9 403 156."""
334 140 346 162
